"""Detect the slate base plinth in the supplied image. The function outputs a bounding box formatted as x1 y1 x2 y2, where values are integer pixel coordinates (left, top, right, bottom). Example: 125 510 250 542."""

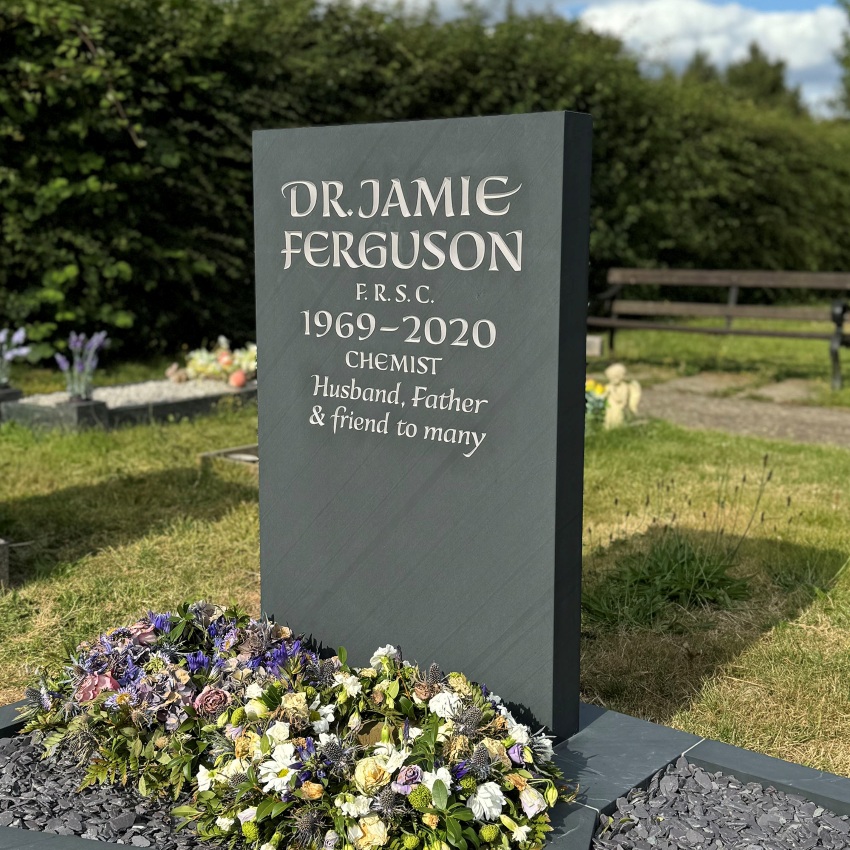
0 385 257 432
2 700 850 850
1 399 109 430
0 386 23 422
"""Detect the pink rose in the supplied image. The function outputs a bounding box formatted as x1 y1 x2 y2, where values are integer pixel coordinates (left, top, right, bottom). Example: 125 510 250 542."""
76 672 120 703
128 620 157 646
193 685 232 717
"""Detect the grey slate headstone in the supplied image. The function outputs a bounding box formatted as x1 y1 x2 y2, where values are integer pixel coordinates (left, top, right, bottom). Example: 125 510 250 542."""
253 112 592 737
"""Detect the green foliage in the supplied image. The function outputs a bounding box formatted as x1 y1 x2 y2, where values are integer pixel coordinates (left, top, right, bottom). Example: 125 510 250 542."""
2 1 850 356
725 43 805 116
839 1 850 115
582 528 750 629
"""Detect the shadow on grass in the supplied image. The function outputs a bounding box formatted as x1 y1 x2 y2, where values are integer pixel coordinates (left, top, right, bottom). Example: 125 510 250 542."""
0 466 257 589
579 531 848 727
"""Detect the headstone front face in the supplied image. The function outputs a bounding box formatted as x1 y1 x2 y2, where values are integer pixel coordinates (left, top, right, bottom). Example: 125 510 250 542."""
254 112 592 737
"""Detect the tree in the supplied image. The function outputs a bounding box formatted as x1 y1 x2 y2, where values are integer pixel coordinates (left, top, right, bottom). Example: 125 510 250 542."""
683 50 720 85
838 1 850 115
724 42 806 115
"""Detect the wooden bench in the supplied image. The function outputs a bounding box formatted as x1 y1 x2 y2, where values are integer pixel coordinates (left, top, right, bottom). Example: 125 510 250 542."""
588 269 850 389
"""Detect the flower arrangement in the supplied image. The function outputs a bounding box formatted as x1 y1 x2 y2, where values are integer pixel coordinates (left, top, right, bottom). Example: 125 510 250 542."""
584 378 606 430
54 330 109 400
21 604 571 850
21 601 311 797
186 336 257 387
0 327 30 387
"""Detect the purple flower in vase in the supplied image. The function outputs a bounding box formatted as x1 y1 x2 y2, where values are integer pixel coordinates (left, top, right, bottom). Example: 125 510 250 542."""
55 353 70 372
68 331 84 353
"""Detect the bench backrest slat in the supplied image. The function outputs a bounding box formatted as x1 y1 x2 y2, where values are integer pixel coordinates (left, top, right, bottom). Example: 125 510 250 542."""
608 268 850 291
611 300 830 322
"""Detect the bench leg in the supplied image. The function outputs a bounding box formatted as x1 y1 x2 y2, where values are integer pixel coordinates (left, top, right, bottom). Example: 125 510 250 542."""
608 327 616 353
830 332 842 391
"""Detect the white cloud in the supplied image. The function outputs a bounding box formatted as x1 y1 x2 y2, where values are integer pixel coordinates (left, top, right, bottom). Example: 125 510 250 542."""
576 0 846 112
335 0 846 112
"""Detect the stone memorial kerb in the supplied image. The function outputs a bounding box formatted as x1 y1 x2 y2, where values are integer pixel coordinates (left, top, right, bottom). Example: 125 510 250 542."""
253 112 592 738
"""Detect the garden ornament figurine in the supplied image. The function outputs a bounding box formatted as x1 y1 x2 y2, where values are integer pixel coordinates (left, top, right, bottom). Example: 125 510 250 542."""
603 362 641 429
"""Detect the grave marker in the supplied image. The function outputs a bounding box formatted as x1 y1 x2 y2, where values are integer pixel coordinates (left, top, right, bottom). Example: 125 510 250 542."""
254 112 592 737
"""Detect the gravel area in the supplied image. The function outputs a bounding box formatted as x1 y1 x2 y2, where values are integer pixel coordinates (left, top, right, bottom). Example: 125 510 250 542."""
639 385 850 450
0 733 213 847
22 379 252 409
593 757 850 849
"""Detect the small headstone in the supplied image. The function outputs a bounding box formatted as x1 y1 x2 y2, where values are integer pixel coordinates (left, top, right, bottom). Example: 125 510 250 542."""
253 112 592 735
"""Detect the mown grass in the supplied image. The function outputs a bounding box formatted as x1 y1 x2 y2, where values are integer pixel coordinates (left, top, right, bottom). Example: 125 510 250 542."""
0 405 260 706
1 391 849 775
581 421 850 775
589 318 850 407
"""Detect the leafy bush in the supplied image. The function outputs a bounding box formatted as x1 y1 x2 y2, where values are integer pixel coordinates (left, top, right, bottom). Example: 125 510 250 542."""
3 1 850 357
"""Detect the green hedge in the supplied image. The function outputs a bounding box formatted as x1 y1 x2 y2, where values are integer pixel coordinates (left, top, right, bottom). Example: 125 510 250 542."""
2 1 849 358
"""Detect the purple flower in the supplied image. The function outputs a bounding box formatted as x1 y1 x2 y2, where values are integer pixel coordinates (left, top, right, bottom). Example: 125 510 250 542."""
149 611 172 633
186 650 210 673
391 764 423 795
508 743 524 765
11 328 26 346
68 331 83 353
55 353 70 372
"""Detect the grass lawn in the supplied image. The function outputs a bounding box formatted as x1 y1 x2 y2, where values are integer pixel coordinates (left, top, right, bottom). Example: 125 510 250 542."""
1 397 849 775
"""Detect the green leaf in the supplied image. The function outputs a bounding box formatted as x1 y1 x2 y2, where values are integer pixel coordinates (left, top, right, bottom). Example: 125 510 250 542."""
431 779 448 810
338 646 347 665
446 817 464 847
171 805 201 818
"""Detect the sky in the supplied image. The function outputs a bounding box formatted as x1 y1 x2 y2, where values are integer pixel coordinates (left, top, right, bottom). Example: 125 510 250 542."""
400 0 848 113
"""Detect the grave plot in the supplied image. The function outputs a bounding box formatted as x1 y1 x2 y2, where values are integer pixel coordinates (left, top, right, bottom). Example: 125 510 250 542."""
0 379 257 430
2 112 850 850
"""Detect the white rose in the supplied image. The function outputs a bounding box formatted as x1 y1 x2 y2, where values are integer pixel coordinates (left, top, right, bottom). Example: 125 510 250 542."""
245 682 265 699
216 815 236 832
468 782 506 822
369 645 400 668
509 724 530 745
422 766 452 792
428 691 461 719
266 721 291 745
334 672 363 697
336 793 373 818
